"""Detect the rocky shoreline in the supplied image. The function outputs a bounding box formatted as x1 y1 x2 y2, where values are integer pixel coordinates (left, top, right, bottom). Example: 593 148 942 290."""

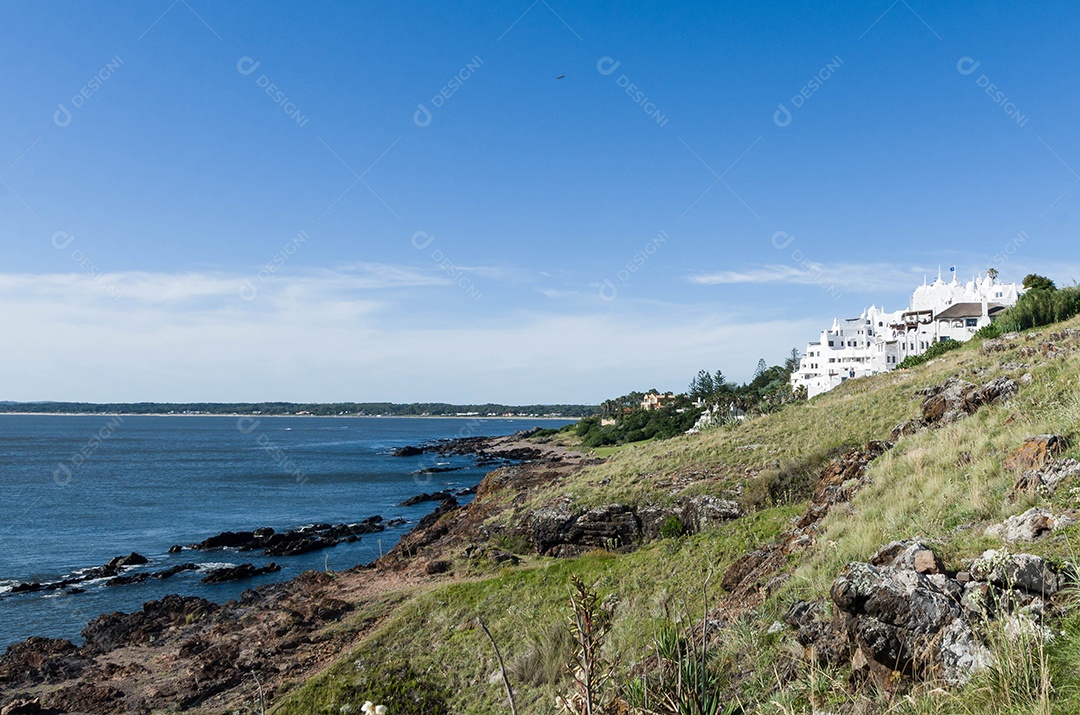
0 430 567 714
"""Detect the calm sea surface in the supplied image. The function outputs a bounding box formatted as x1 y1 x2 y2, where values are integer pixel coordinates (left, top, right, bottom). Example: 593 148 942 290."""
0 415 572 650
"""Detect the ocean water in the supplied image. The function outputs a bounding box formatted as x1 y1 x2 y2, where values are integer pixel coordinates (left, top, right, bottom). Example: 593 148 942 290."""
0 414 571 650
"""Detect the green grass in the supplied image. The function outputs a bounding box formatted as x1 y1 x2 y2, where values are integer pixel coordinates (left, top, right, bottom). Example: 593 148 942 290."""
275 314 1080 715
273 505 799 715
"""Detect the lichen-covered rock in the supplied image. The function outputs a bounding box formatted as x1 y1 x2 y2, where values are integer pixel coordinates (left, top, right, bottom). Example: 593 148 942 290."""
938 618 994 686
823 540 1061 687
985 507 1076 542
1004 435 1068 472
969 550 1060 597
898 376 1020 438
1012 458 1080 497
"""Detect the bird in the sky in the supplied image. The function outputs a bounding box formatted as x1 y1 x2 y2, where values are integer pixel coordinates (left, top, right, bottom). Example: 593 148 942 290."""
556 74 565 79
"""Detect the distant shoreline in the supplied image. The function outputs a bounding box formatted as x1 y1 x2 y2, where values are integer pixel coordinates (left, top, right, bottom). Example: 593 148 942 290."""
0 412 578 420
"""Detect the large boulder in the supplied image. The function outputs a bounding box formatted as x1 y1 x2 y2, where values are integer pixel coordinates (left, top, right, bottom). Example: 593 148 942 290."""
985 508 1076 543
894 376 1019 438
969 550 1060 597
1004 435 1068 472
824 540 1058 687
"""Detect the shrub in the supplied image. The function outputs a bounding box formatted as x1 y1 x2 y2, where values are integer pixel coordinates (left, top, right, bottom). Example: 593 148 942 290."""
897 338 962 370
659 515 686 539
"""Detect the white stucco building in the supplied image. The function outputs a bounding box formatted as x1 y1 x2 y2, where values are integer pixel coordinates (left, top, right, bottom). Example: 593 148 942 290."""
791 272 1022 398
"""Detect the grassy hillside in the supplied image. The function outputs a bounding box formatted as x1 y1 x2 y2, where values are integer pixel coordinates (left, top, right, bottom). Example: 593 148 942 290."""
273 316 1080 715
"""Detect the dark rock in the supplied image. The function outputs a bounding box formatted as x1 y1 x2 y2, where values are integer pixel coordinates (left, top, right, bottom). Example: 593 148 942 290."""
415 466 461 474
0 698 42 715
168 544 183 554
488 549 521 565
969 550 1060 597
784 601 850 666
150 563 200 579
201 562 281 584
106 572 149 586
190 530 256 550
424 559 452 575
1012 457 1080 497
43 683 134 715
529 504 642 555
400 490 453 506
81 595 218 654
0 637 89 688
392 445 424 457
416 497 459 530
985 508 1076 542
106 552 148 569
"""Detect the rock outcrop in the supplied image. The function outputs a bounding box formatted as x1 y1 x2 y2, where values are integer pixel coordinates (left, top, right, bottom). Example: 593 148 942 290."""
173 517 387 556
789 541 1065 688
892 376 1019 438
1011 457 1080 498
985 507 1076 542
526 496 743 557
721 441 892 611
201 562 281 584
1004 435 1069 472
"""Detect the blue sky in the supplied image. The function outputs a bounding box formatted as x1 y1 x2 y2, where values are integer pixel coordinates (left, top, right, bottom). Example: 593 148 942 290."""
2 1 1079 403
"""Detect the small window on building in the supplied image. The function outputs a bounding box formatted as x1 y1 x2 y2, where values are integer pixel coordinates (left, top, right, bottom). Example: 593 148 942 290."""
965 318 978 327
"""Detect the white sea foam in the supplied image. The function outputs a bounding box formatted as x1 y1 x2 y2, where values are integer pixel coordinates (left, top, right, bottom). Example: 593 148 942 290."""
197 562 238 572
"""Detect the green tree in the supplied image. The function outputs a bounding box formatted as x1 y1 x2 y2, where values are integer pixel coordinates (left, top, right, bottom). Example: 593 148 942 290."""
783 348 801 376
1023 274 1056 292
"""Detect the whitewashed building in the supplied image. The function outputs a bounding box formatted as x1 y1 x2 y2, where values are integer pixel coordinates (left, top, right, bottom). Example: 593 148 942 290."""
791 272 1022 398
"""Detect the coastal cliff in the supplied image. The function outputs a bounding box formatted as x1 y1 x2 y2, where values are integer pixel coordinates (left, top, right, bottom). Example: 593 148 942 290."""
6 321 1080 714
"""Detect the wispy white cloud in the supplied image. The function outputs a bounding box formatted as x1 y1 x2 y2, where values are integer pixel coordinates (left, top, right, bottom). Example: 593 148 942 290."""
0 268 821 403
689 262 940 293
